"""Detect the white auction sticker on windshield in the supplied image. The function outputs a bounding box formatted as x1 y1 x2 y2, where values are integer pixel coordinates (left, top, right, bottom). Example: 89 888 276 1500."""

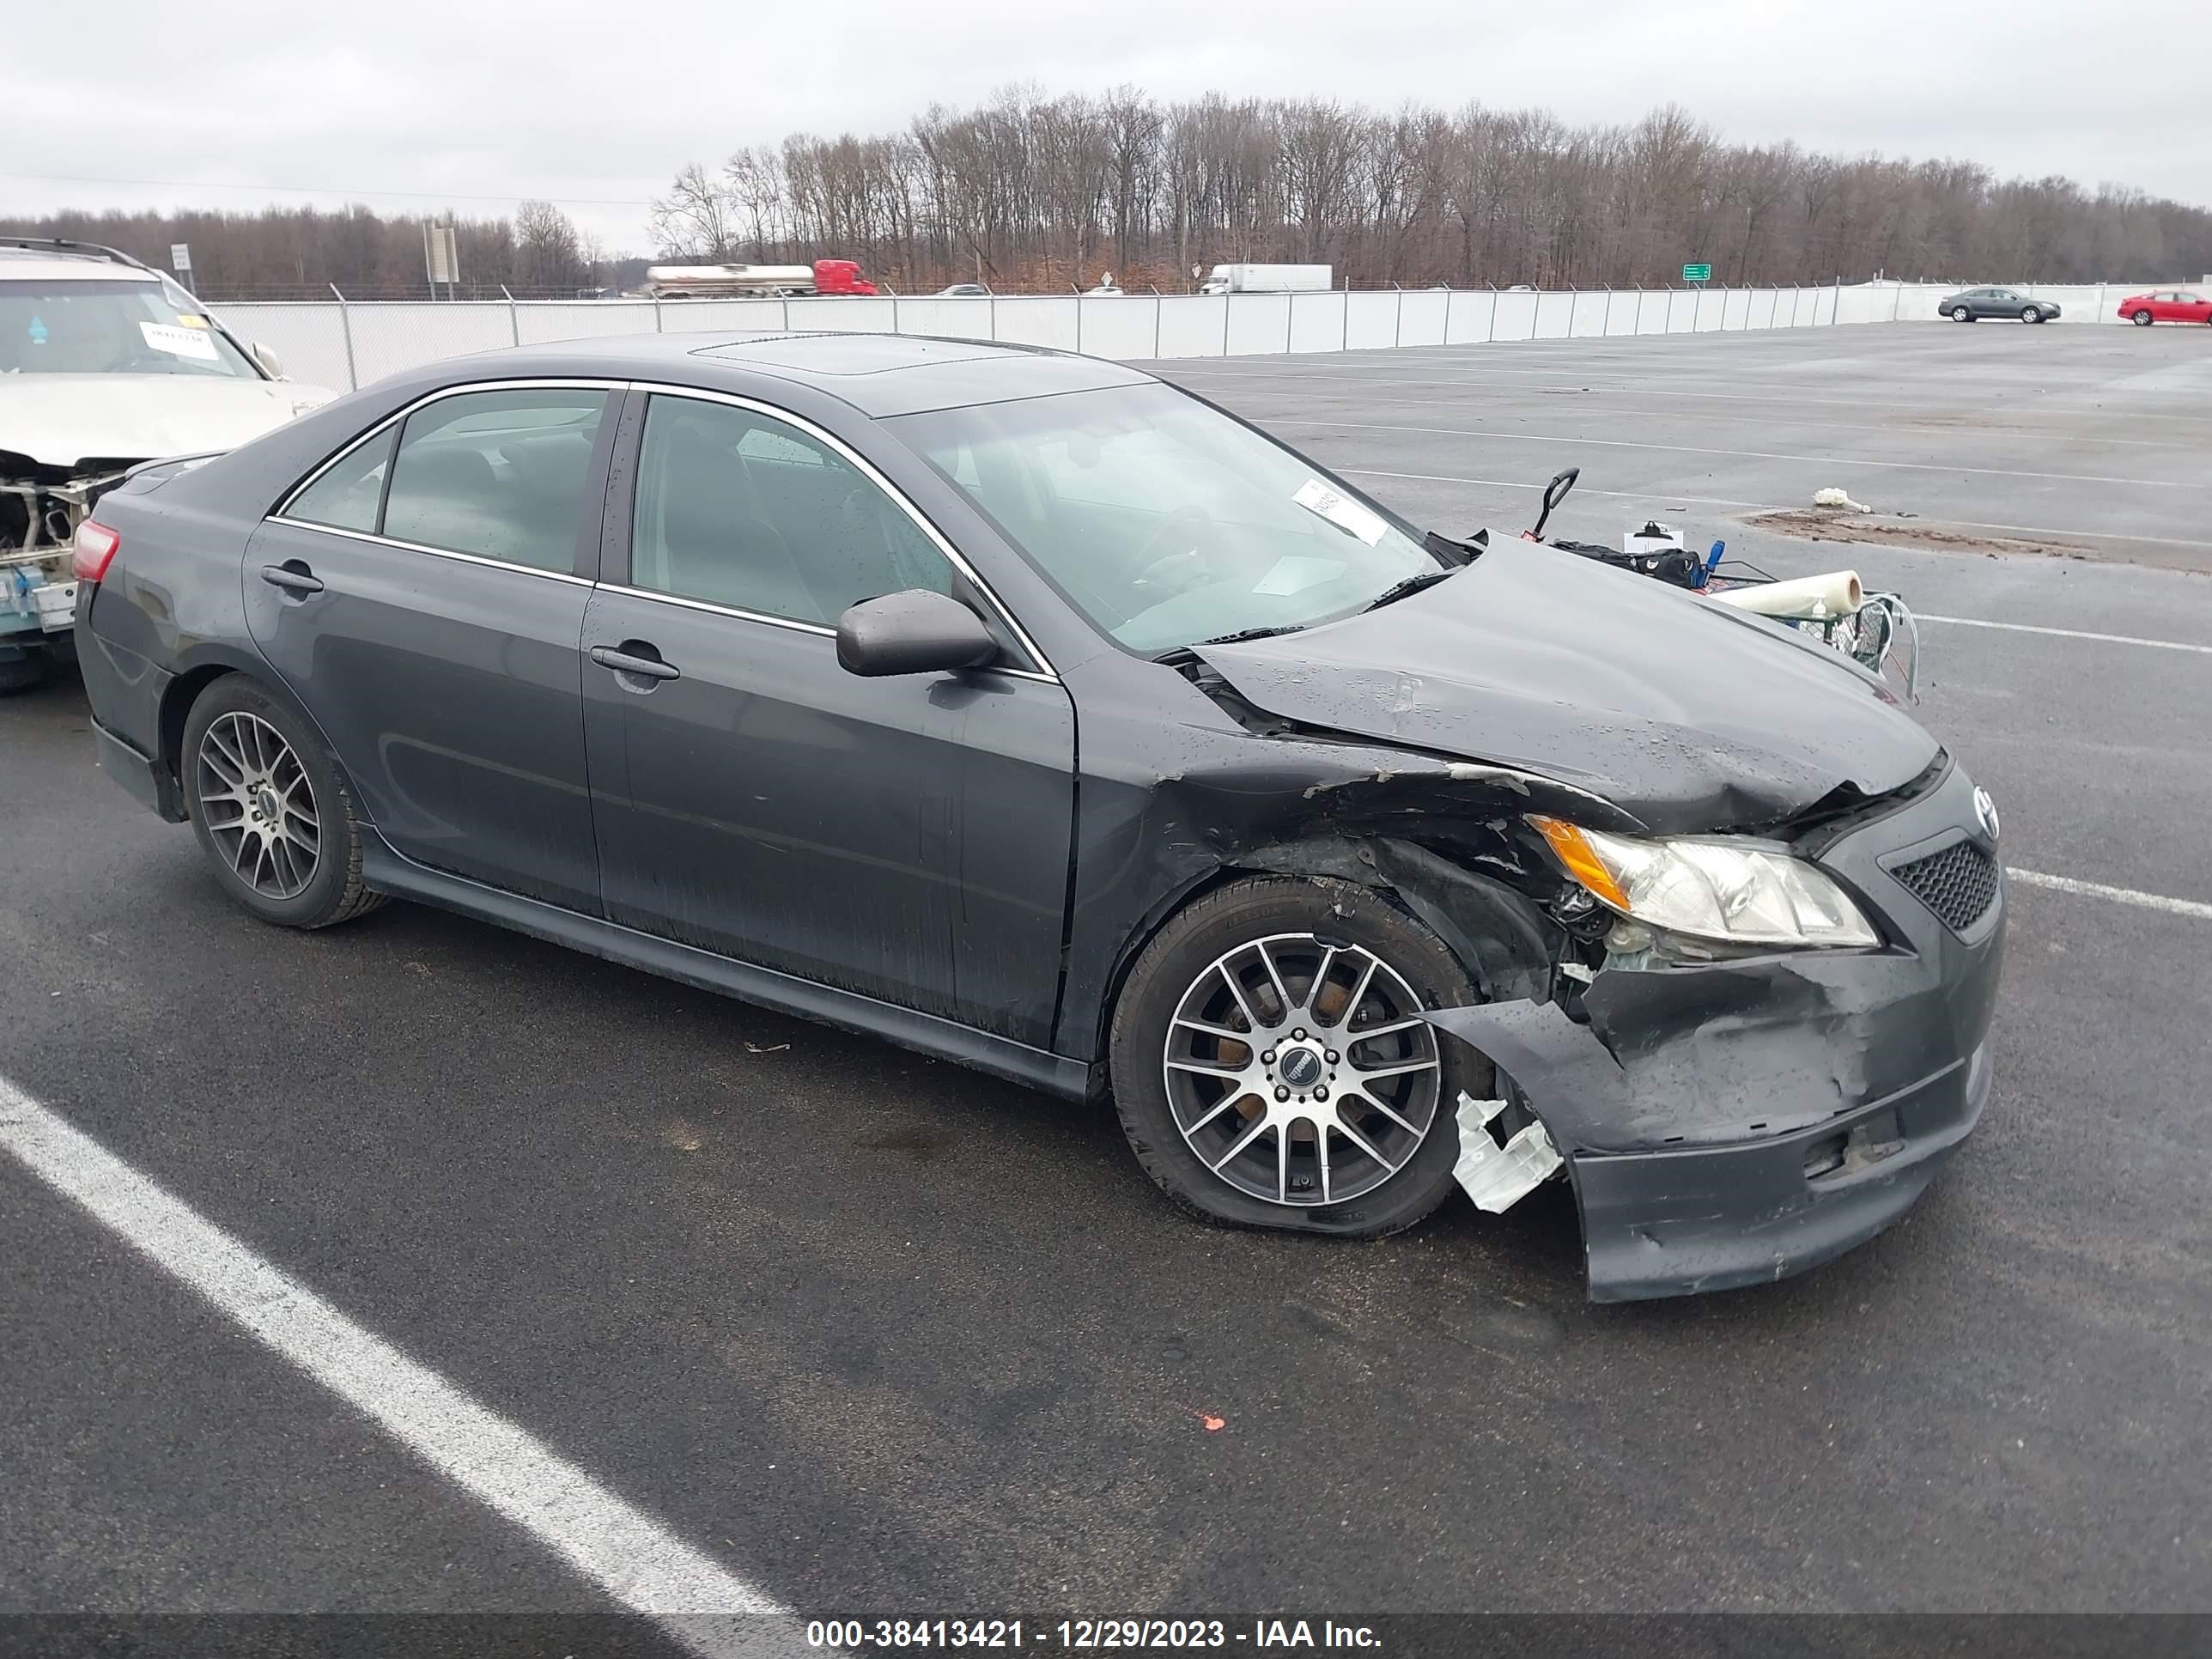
139 320 219 362
1292 478 1387 545
1253 555 1346 595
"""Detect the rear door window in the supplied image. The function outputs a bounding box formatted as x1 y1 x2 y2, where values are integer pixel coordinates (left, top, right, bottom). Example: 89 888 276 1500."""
287 427 396 533
380 387 609 572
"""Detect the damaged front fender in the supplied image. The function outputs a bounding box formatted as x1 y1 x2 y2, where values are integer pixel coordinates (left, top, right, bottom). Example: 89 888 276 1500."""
1059 676 1622 1062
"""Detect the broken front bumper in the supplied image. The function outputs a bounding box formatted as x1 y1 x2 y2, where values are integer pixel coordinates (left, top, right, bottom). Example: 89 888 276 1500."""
1572 1040 1987 1299
1431 760 2004 1302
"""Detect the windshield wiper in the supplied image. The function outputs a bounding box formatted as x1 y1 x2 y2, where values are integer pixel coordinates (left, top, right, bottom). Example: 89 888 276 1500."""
1362 568 1459 613
1196 623 1311 647
1425 527 1487 562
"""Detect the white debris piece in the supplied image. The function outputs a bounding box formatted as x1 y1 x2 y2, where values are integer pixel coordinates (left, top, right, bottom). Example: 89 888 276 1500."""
1452 1092 1564 1213
1813 486 1872 513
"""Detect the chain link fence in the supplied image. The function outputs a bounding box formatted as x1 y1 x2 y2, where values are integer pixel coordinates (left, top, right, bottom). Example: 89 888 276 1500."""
210 281 2169 394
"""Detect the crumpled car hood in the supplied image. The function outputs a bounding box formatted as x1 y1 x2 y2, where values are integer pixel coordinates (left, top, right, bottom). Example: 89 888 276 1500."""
0 374 333 471
1193 537 1939 834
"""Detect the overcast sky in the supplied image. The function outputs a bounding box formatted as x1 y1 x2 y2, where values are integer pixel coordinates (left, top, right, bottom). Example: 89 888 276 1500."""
11 0 2208 254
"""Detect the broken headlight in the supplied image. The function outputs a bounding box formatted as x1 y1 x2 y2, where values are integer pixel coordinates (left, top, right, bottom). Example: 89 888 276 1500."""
1529 817 1879 949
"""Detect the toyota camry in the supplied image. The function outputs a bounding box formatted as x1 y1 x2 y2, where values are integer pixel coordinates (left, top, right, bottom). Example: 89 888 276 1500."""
70 332 2002 1300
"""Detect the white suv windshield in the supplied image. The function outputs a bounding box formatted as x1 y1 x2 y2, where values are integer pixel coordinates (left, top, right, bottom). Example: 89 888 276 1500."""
0 277 261 379
888 384 1437 653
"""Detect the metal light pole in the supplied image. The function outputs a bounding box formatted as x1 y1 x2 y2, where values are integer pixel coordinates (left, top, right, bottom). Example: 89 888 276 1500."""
330 283 357 391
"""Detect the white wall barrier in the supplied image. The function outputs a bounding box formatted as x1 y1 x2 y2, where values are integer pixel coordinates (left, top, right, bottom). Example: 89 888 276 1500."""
212 281 2178 394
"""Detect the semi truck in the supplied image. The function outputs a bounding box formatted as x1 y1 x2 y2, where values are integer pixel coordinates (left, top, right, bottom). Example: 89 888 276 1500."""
1198 264 1334 296
644 259 879 299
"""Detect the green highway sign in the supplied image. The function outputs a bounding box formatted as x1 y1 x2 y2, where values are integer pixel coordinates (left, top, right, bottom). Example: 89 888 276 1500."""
1682 263 1712 283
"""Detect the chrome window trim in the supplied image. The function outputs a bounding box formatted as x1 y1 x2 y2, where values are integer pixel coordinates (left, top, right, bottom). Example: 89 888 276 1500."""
623 380 1060 683
596 582 836 637
592 581 1060 686
270 377 624 523
262 517 597 586
267 374 1064 684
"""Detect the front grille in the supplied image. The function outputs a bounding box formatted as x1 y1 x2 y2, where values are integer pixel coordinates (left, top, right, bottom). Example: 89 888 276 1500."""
1891 839 1999 933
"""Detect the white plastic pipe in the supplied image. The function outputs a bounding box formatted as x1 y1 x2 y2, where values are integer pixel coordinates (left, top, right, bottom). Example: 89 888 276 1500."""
1710 570 1864 620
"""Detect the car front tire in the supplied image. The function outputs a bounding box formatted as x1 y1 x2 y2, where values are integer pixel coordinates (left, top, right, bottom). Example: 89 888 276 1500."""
2021 307 2042 324
180 675 384 930
1109 876 1492 1239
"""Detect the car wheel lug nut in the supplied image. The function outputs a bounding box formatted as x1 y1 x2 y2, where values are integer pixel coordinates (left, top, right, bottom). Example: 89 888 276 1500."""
1325 1049 1339 1063
1275 1086 1290 1102
1315 1085 1328 1101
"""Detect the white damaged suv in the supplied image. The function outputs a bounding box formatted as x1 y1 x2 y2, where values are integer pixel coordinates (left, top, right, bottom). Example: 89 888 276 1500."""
1 238 332 690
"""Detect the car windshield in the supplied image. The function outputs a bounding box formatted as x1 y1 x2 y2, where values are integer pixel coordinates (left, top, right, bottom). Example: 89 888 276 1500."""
0 277 261 379
887 383 1438 653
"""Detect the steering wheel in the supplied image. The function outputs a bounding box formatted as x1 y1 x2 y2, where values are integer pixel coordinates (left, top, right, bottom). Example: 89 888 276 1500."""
1130 505 1222 597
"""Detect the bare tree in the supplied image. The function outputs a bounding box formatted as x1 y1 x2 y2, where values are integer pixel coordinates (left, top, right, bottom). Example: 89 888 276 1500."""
15 86 2210 299
513 200 588 292
649 161 739 260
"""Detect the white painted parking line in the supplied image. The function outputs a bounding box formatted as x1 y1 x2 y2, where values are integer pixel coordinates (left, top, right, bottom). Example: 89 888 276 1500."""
1921 616 2212 655
1176 362 2212 431
1170 361 2212 428
1270 415 2212 490
2006 869 2212 921
1333 466 2212 554
1180 377 2197 452
1334 465 1783 512
0 1077 800 1659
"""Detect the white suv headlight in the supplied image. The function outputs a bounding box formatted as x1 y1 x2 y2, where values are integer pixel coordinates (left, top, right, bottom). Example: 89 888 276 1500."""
1531 816 1879 949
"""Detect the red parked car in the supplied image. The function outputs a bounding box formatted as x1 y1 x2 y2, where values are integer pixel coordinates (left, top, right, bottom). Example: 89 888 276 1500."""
2118 289 2212 325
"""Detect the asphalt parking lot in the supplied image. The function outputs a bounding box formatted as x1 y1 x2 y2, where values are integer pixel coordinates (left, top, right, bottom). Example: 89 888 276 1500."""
3 323 2209 1643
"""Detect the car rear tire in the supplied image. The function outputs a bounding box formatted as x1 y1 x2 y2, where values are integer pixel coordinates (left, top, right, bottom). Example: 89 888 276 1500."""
2021 307 2042 324
180 675 385 930
1951 306 1973 322
1108 876 1492 1238
2133 309 2154 325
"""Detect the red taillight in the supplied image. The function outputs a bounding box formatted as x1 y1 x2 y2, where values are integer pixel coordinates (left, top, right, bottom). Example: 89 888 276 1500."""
72 520 120 583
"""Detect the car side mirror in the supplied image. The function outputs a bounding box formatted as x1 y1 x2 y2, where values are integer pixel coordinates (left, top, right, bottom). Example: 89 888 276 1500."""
250 340 285 379
836 589 1000 677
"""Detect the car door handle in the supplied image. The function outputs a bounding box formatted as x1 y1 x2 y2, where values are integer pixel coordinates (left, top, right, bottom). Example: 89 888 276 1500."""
589 644 680 681
260 562 324 596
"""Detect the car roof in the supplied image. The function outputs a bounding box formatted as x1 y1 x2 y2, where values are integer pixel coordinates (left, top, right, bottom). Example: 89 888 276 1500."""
466 330 1159 417
0 246 162 283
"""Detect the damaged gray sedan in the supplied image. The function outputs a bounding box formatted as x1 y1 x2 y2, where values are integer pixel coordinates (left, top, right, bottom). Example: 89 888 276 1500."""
71 333 2002 1301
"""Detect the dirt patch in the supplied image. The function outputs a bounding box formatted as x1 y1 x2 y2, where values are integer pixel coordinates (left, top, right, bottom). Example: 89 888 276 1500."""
1749 509 2091 559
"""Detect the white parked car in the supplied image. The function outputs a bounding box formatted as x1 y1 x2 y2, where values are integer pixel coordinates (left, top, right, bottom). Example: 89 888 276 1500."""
0 237 332 690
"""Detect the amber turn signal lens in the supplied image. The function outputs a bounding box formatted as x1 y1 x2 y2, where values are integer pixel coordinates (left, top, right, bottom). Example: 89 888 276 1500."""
1528 815 1631 911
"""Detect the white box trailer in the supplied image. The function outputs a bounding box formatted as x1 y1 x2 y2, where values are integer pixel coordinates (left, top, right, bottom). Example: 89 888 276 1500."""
1199 264 1334 295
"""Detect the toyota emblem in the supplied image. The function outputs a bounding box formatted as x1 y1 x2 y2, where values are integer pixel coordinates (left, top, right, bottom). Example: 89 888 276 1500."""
1973 787 2001 842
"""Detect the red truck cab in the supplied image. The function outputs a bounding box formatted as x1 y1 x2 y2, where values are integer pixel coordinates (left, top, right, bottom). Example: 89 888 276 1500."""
812 259 878 296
